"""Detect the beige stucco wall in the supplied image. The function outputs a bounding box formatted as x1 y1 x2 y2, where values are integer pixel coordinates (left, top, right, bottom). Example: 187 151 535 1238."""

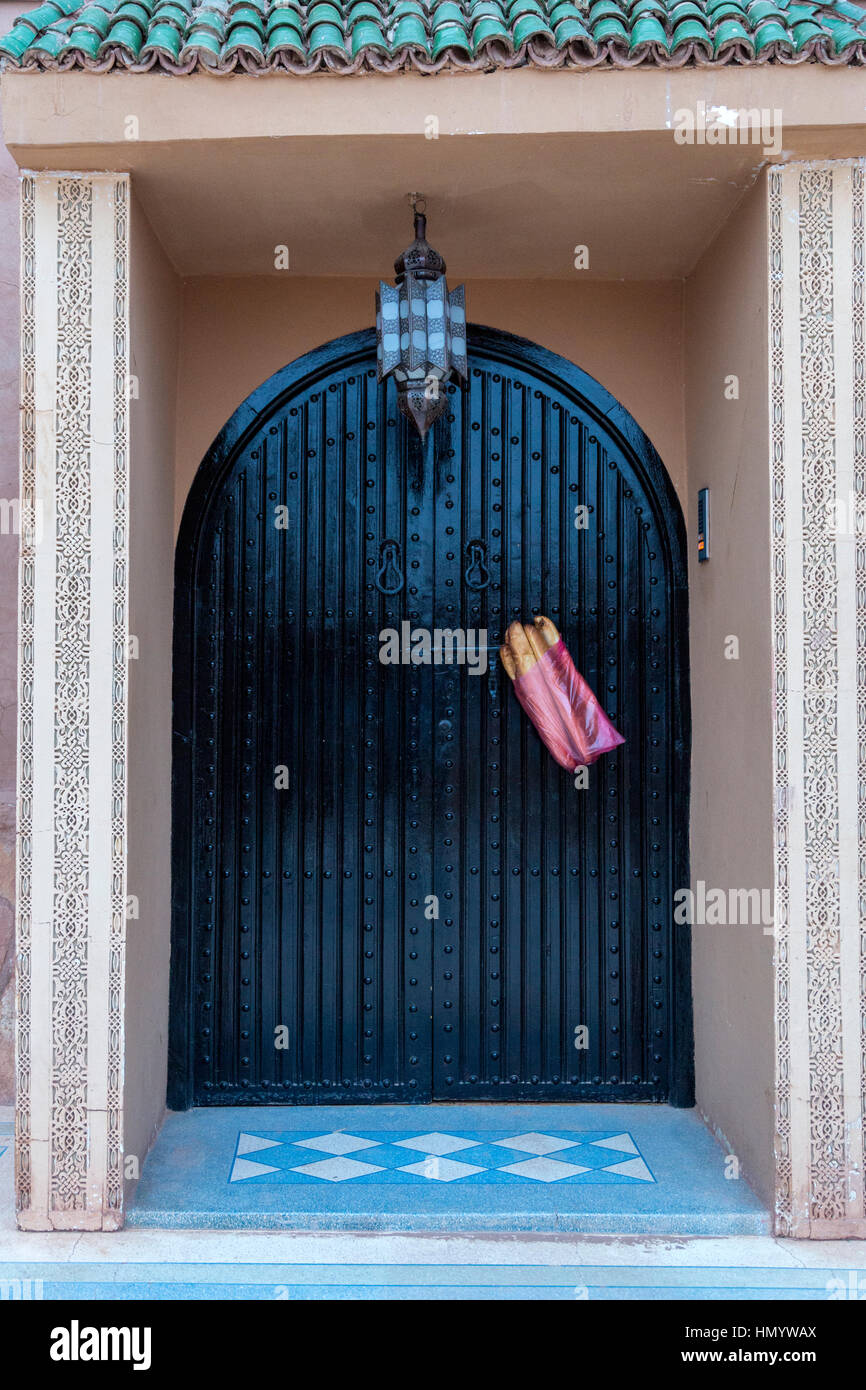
124 191 179 1185
684 176 775 1205
175 276 686 531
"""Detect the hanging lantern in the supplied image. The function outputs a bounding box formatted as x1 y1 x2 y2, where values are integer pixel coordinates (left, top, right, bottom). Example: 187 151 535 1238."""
376 198 468 437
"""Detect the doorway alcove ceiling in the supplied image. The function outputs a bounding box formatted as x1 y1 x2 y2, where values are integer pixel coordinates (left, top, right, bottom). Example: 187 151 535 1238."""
2 64 865 278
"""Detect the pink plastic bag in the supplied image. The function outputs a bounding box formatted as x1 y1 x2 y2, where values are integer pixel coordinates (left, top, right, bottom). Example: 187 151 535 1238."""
511 638 625 771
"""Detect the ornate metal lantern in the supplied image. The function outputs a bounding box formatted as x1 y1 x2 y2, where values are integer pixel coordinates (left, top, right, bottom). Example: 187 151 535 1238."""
376 198 468 437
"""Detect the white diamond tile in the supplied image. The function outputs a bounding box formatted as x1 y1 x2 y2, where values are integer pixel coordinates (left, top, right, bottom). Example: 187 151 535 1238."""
602 1156 654 1182
492 1132 580 1155
590 1133 639 1156
230 1157 280 1183
399 1157 485 1182
499 1157 589 1183
392 1132 481 1156
289 1157 384 1182
291 1133 381 1155
236 1133 283 1156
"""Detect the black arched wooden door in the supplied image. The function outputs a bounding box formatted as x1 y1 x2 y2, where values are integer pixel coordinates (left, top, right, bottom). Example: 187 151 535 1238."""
169 327 692 1109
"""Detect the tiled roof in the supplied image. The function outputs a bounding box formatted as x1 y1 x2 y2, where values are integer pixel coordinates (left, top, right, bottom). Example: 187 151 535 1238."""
1 0 865 72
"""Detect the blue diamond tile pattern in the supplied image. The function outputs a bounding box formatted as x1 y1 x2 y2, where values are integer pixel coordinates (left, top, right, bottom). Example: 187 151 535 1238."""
228 1129 655 1184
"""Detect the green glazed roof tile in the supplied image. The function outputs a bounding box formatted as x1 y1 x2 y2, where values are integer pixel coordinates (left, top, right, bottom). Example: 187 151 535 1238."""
266 27 304 56
712 15 754 49
588 0 627 22
227 6 265 30
307 19 348 50
13 1 54 28
350 16 387 49
430 18 472 52
139 17 182 53
709 2 746 21
471 2 508 20
669 1 705 20
822 14 863 48
549 1 583 20
553 14 590 40
150 2 189 30
73 4 113 36
630 0 667 18
180 28 223 59
223 22 265 51
746 0 785 17
267 18 304 40
471 4 509 26
226 11 264 41
21 0 75 30
508 0 547 19
1 23 41 55
431 1 466 25
267 6 301 26
347 1 383 22
511 11 552 41
752 16 790 46
114 1 150 30
2 0 865 69
471 14 512 45
307 2 344 27
671 15 713 45
593 13 629 39
630 12 669 46
99 15 143 50
391 13 429 45
191 13 226 39
791 15 825 44
29 22 71 54
61 23 104 53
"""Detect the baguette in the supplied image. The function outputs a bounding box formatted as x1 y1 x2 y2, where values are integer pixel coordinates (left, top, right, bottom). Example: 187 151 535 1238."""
500 615 559 681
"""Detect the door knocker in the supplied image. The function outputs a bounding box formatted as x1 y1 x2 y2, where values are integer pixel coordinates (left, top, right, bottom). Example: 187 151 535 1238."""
464 539 490 590
376 539 405 594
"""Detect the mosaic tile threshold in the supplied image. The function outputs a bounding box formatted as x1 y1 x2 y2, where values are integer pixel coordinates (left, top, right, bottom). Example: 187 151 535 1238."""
128 1104 770 1234
229 1130 655 1184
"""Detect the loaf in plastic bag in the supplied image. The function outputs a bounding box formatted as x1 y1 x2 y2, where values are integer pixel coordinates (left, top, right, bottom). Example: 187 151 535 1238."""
500 616 625 771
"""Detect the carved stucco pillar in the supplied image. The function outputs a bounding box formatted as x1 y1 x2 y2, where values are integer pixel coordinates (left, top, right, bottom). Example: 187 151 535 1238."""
16 172 129 1230
769 161 866 1238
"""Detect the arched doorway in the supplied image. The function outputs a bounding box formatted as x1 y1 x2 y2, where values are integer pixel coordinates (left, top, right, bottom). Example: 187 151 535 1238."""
169 326 692 1109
